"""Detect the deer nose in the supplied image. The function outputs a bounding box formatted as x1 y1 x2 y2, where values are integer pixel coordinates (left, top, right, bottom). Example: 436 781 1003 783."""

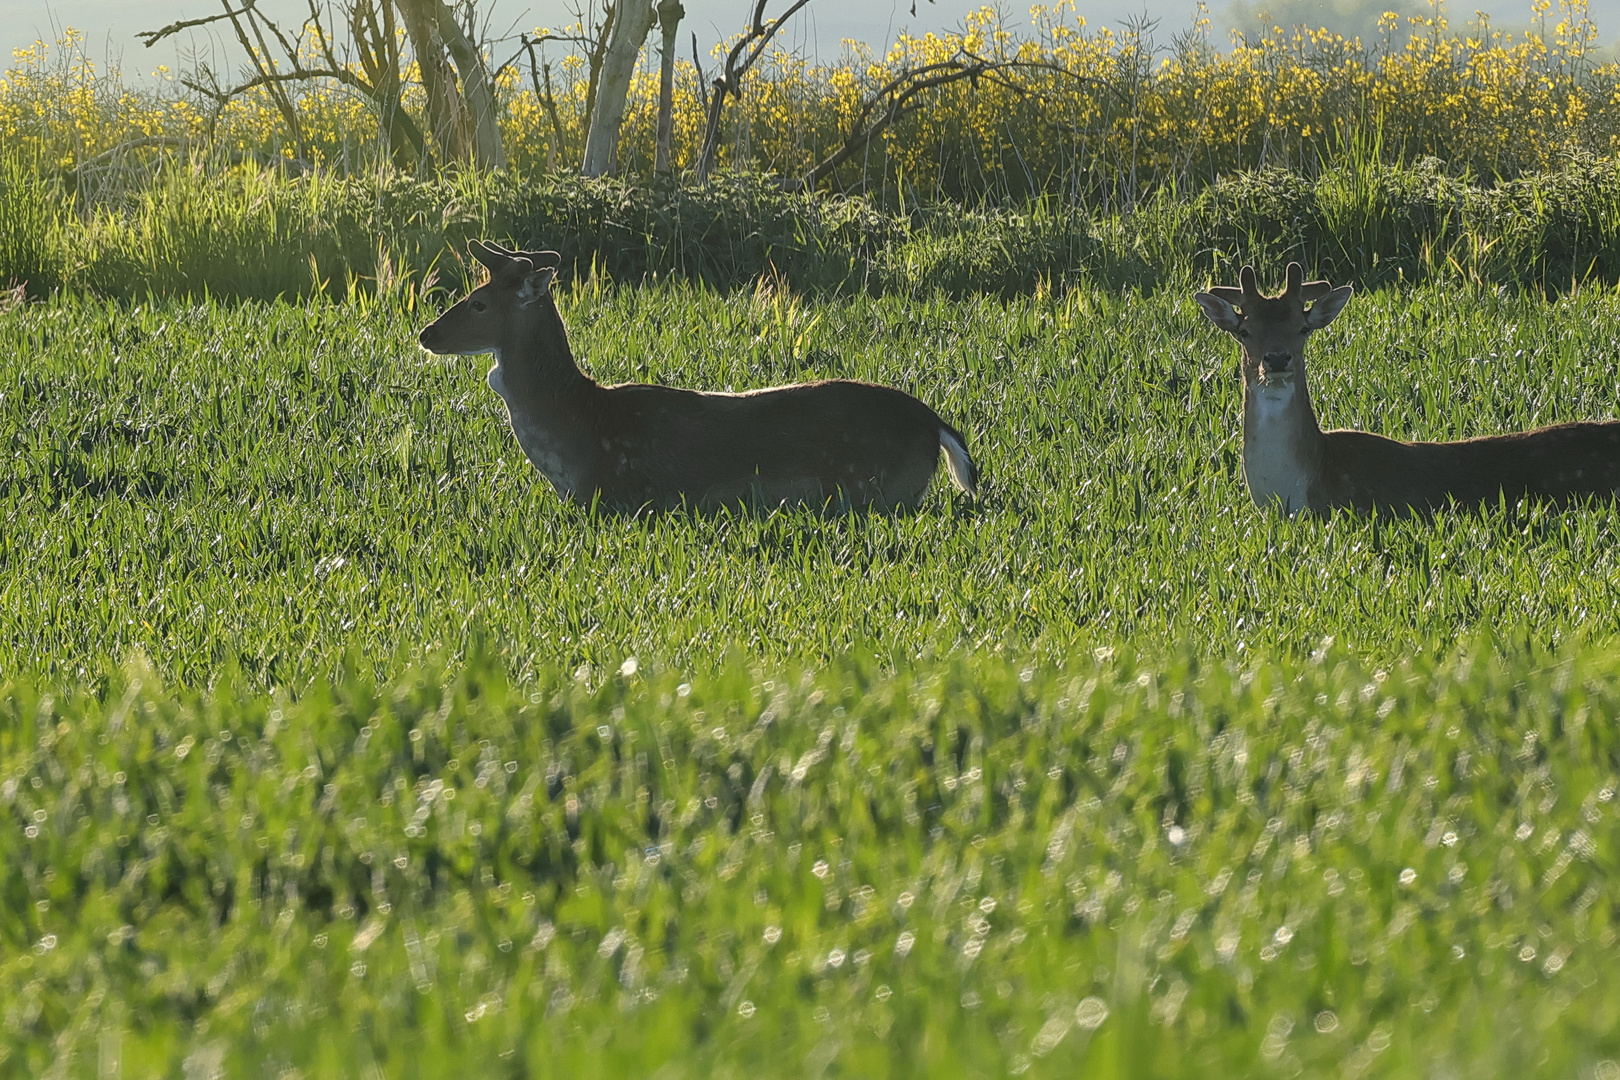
1263 351 1292 373
418 326 438 350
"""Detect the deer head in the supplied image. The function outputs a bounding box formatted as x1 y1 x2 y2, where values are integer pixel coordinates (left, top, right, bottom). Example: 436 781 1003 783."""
1193 263 1354 395
418 240 563 356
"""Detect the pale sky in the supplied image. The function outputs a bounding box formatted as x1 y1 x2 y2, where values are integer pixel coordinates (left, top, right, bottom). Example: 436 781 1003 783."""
6 0 1616 83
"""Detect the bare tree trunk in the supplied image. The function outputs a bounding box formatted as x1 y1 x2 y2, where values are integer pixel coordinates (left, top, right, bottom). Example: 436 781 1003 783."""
392 0 504 168
581 0 658 176
427 0 505 168
654 0 684 174
395 0 473 163
693 76 727 182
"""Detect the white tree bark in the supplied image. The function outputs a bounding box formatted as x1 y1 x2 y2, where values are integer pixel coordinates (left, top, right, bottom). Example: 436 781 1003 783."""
581 0 659 176
654 0 685 174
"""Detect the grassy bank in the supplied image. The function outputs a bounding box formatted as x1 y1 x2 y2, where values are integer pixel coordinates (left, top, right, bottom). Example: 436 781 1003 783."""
3 642 1618 1077
14 157 1620 302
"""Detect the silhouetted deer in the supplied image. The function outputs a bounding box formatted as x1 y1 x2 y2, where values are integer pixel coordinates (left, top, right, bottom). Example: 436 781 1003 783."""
419 241 978 512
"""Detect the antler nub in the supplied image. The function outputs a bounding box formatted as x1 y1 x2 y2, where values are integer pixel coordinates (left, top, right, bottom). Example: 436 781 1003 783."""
468 239 563 272
1211 263 1336 307
481 240 562 268
467 239 510 272
1282 262 1303 300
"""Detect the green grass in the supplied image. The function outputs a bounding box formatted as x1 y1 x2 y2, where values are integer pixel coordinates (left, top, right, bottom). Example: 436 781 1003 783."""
5 280 1620 686
6 278 1620 1075
3 643 1619 1077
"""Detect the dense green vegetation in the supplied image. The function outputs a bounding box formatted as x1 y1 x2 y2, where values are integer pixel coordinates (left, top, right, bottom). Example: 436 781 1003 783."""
4 642 1620 1077
14 155 1620 303
7 154 1620 1076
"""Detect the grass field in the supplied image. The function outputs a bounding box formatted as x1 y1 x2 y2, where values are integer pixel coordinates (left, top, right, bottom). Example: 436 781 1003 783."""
5 277 1620 1076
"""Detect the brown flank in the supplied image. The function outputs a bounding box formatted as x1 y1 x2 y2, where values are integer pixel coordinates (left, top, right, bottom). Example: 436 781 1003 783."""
418 241 978 513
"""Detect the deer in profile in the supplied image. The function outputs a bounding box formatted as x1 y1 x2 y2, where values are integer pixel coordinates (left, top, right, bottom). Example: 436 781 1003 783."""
417 241 978 512
1194 262 1620 515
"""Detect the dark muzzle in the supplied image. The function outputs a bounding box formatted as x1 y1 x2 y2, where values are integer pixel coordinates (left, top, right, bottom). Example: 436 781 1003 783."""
1262 351 1293 374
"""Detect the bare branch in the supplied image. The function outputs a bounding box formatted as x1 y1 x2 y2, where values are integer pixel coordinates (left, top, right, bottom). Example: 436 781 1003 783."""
520 32 569 171
695 0 812 181
691 31 709 115
795 52 1102 191
137 7 249 46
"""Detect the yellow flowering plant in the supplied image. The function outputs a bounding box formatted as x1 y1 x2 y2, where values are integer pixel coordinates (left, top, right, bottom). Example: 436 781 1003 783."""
3 0 1619 204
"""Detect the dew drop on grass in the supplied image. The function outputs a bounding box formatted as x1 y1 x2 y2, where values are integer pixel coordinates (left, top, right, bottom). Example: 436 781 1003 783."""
1399 868 1417 886
1074 996 1109 1030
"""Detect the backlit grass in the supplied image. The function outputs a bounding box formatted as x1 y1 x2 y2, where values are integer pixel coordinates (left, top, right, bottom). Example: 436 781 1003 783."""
5 280 1620 1076
3 280 1620 687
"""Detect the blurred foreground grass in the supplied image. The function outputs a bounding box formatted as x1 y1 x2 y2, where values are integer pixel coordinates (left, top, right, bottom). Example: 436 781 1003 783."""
3 642 1618 1077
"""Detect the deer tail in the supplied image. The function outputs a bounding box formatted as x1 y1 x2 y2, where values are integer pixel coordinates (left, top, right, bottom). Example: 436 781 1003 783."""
939 423 979 497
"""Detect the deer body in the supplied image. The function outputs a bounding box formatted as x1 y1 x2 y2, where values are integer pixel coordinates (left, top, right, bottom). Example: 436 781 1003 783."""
1196 264 1620 515
420 242 977 512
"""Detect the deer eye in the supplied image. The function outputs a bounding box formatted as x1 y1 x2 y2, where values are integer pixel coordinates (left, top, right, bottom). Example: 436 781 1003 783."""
471 299 488 313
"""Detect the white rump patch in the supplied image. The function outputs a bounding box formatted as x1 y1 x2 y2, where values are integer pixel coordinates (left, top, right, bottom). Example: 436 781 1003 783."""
940 428 978 496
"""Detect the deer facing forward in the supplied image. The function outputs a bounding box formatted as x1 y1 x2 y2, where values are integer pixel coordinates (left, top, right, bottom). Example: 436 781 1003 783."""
1194 263 1620 515
417 241 978 512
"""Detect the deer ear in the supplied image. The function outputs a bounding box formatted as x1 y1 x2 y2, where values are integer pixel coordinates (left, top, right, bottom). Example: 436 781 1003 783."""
516 266 557 306
1304 284 1354 329
1194 291 1243 333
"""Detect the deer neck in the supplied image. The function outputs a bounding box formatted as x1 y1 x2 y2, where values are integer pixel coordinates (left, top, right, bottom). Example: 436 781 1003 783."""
1241 371 1324 514
485 298 601 496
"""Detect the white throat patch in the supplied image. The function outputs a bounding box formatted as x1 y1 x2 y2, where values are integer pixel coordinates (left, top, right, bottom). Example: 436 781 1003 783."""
484 355 581 497
1243 380 1312 513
